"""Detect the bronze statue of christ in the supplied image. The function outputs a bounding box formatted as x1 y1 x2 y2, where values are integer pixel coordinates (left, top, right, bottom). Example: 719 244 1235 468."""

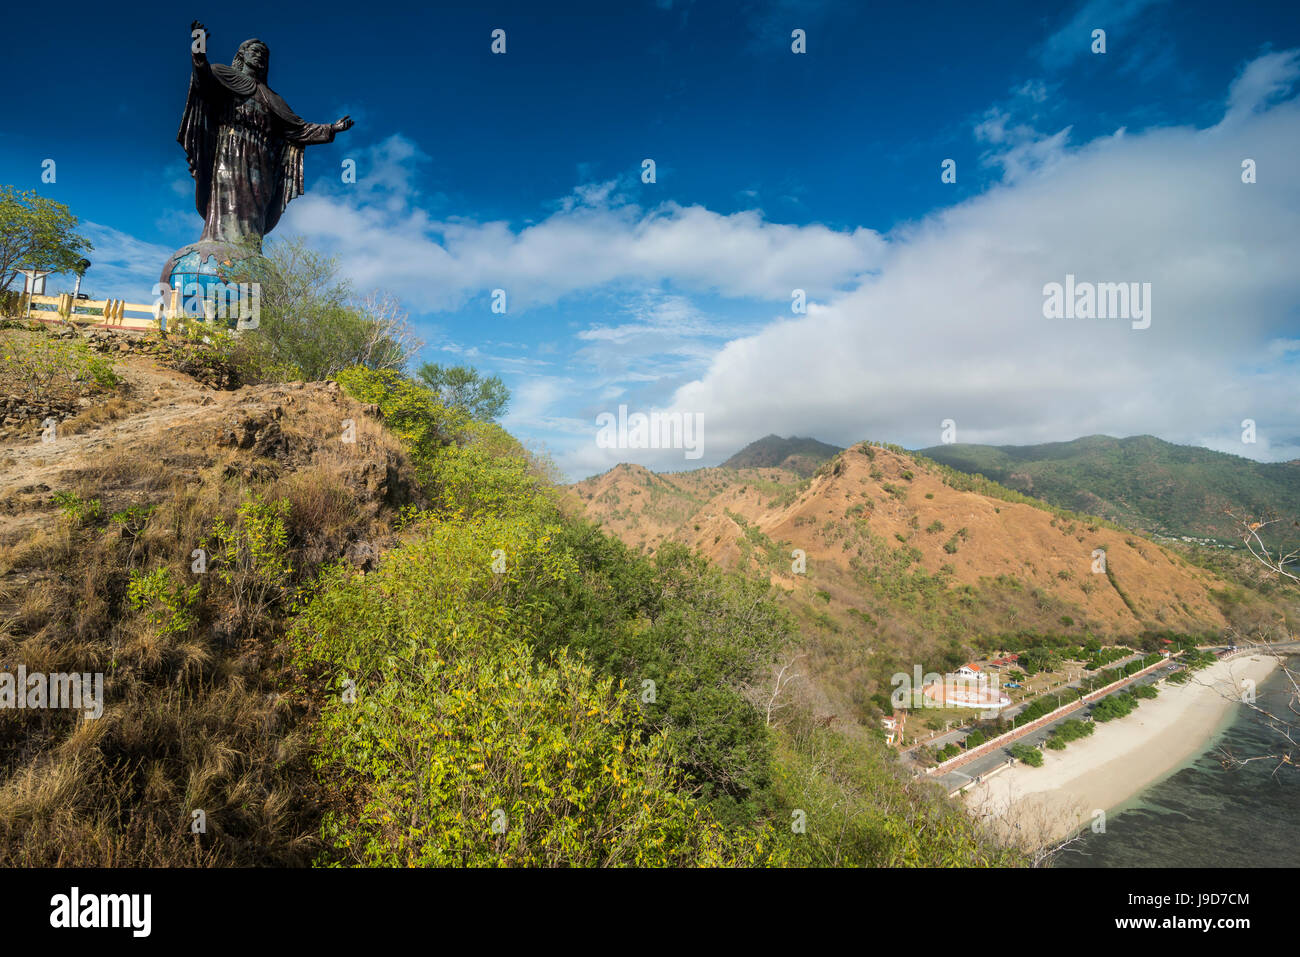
178 20 353 249
161 21 353 293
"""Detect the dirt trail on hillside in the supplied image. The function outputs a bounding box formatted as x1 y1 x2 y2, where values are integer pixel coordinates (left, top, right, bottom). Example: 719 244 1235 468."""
0 354 245 541
3 358 216 476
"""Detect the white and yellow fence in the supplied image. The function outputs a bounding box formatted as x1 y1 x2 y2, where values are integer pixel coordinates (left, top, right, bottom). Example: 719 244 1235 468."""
0 289 186 332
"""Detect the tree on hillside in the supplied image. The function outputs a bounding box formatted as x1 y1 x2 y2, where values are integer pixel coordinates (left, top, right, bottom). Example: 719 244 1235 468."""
0 187 93 291
1018 646 1062 675
1211 509 1299 776
226 236 421 379
1229 511 1300 585
416 361 510 421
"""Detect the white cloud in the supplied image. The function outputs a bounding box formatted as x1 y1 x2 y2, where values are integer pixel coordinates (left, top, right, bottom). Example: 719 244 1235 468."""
611 51 1300 479
280 135 886 312
975 80 1071 182
74 223 173 300
1040 0 1167 68
1224 48 1300 122
501 374 591 439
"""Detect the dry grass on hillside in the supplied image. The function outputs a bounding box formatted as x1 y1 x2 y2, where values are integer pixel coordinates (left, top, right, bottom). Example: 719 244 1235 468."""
0 340 421 865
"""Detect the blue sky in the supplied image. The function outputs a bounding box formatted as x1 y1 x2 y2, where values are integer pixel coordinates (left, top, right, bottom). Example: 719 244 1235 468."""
2 0 1299 477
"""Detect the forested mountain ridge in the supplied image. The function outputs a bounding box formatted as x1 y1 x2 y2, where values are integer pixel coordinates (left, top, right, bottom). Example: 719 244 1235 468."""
919 434 1300 547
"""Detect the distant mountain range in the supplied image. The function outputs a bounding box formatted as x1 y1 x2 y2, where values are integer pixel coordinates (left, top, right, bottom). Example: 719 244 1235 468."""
572 437 1238 637
918 435 1300 546
720 434 842 476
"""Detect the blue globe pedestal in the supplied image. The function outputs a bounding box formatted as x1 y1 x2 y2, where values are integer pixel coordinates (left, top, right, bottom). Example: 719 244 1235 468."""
160 240 264 330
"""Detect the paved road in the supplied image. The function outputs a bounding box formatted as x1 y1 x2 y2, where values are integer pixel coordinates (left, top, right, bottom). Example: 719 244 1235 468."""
905 643 1300 780
930 642 1300 790
930 657 1184 793
900 652 1146 759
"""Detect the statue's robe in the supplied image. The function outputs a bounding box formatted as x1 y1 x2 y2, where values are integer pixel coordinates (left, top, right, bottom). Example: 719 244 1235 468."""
177 57 336 248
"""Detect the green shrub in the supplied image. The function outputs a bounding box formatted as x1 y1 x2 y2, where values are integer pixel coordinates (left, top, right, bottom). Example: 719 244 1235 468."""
1 334 118 401
1010 743 1043 767
771 720 1017 867
127 567 200 636
202 497 293 636
1044 718 1094 750
52 490 102 525
1091 692 1139 722
291 510 779 866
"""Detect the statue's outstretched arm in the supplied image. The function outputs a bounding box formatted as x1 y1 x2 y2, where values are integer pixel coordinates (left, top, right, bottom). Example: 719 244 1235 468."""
286 115 353 146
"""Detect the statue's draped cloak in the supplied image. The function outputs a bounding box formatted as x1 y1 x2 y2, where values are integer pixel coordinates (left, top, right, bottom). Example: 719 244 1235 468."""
176 59 335 244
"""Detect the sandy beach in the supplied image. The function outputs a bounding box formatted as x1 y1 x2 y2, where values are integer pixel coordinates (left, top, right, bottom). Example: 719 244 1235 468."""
964 653 1282 847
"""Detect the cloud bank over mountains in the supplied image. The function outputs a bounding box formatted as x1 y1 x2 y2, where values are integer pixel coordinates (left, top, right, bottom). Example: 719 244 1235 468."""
648 50 1300 475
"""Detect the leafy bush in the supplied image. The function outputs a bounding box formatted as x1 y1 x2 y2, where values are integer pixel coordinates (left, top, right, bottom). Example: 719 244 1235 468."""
127 567 201 636
163 318 300 385
1044 718 1094 750
1091 691 1139 722
1010 743 1043 767
2 334 118 401
291 509 780 865
1012 689 1078 727
1084 645 1131 670
222 237 419 380
52 489 102 525
110 504 157 536
337 367 467 468
771 718 1017 867
202 497 293 637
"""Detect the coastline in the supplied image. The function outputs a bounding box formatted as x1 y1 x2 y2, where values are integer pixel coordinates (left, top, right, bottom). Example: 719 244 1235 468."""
963 653 1282 847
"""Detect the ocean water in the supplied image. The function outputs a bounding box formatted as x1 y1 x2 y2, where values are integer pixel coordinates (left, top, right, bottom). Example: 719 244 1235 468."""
1057 658 1300 868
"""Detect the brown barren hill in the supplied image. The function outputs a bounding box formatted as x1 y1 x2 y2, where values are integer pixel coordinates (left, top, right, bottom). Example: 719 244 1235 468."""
570 441 1234 643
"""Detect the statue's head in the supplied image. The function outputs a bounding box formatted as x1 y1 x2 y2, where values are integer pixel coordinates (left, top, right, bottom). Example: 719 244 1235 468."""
233 39 269 83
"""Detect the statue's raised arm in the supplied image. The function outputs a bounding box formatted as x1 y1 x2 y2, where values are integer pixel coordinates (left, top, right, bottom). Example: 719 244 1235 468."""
190 20 209 65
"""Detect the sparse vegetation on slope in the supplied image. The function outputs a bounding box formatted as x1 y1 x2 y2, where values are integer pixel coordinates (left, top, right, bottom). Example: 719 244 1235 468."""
0 331 415 864
571 438 1277 738
0 328 1017 867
